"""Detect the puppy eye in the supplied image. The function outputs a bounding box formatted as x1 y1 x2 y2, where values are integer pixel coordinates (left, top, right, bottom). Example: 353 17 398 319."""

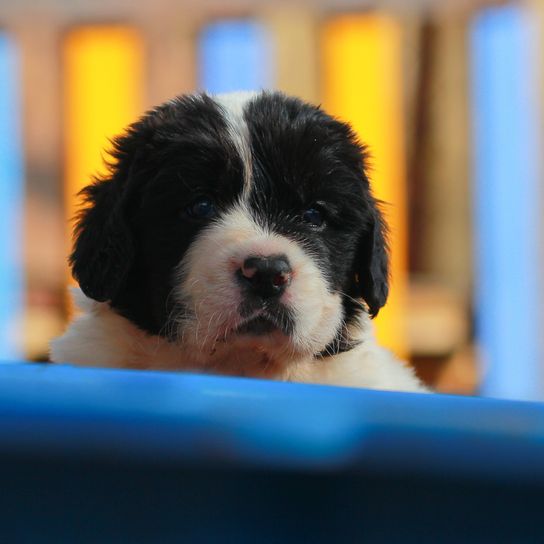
186 197 216 220
302 206 325 227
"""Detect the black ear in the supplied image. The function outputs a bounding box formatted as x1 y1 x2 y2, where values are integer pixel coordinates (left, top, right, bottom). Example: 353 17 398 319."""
69 127 145 302
70 174 135 302
356 202 390 318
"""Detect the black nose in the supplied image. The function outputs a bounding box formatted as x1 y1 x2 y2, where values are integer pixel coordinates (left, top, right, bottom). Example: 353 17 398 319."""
238 255 292 299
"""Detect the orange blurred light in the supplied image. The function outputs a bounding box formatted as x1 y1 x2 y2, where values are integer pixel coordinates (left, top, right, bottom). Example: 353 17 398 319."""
322 14 407 356
64 26 144 271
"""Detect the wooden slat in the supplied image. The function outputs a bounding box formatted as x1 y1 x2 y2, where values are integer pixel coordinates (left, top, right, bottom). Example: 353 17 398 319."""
261 6 319 104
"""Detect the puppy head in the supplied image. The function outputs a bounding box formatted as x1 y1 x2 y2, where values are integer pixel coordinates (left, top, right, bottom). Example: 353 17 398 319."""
71 91 389 373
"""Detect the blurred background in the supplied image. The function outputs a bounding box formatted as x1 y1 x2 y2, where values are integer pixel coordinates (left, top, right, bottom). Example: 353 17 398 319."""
0 0 543 400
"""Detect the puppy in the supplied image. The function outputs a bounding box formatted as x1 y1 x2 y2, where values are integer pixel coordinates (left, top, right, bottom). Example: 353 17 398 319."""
51 91 427 393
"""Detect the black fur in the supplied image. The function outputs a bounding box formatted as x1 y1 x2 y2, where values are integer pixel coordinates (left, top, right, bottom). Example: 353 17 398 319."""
70 91 389 352
72 94 244 333
244 93 389 321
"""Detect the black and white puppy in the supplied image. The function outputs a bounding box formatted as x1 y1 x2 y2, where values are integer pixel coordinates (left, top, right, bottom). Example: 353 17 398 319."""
51 91 426 392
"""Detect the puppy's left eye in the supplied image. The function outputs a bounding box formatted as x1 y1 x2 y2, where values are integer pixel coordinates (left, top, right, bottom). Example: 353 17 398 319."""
302 207 325 227
186 197 217 220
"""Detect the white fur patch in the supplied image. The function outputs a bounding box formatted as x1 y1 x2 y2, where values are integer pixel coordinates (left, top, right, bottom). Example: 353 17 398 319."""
172 200 344 376
213 91 256 195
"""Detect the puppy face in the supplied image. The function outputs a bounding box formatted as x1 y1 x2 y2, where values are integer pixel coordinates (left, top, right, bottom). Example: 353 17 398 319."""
71 91 389 375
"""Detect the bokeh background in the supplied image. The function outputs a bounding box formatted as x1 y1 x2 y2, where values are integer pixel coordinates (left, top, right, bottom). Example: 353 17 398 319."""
1 0 543 400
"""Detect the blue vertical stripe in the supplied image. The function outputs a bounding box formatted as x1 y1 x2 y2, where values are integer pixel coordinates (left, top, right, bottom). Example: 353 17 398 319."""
0 34 23 360
199 19 272 93
471 7 542 400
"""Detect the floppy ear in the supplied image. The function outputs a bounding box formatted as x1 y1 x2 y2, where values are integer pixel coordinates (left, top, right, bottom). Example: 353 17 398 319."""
70 174 135 302
69 127 146 303
355 202 390 318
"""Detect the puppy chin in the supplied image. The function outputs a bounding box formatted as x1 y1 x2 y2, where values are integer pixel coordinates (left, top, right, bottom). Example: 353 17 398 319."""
177 310 295 374
223 327 291 356
191 327 294 378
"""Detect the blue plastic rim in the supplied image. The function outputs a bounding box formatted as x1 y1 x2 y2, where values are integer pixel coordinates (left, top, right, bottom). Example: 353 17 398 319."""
471 6 543 400
1 362 544 482
198 19 273 94
0 33 24 360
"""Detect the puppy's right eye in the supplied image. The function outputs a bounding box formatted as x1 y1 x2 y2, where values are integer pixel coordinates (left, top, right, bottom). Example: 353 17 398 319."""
185 197 217 220
302 205 326 228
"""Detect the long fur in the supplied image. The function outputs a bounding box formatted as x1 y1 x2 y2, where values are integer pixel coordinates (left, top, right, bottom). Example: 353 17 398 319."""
51 91 427 394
